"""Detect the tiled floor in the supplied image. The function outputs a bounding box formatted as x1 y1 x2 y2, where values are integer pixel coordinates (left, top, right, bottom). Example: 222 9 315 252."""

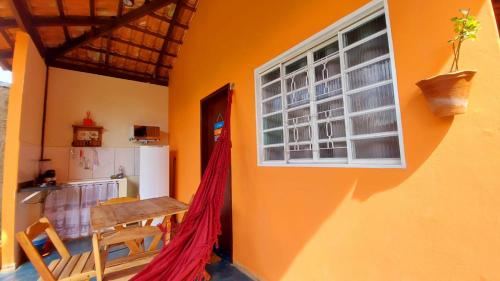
0 238 253 281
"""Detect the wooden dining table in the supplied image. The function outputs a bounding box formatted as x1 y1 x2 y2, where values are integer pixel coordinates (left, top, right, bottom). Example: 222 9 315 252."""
90 196 189 253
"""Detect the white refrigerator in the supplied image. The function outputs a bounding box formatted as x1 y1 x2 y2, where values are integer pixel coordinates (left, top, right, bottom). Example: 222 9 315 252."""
139 146 169 199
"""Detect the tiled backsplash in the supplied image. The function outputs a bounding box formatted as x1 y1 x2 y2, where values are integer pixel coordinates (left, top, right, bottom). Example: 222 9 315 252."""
44 147 141 182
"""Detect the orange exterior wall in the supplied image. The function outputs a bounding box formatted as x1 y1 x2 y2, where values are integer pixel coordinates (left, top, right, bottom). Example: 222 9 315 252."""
1 32 46 270
168 0 500 280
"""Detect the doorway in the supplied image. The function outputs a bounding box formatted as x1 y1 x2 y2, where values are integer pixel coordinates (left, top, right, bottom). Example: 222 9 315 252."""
200 84 233 262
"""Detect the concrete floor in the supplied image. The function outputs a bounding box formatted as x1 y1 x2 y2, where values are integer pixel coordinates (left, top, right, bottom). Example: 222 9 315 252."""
0 238 253 281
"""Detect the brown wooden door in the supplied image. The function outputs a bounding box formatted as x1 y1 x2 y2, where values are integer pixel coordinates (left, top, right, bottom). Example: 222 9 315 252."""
200 84 232 262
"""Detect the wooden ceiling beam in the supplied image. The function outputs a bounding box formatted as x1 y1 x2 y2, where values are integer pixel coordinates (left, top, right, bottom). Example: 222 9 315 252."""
46 0 176 62
50 60 168 86
32 16 116 26
155 0 183 77
8 0 46 56
0 18 17 28
0 30 13 49
0 50 13 59
81 45 172 69
56 0 71 41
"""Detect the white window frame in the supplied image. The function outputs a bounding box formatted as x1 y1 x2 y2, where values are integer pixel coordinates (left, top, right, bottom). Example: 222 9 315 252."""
254 0 406 168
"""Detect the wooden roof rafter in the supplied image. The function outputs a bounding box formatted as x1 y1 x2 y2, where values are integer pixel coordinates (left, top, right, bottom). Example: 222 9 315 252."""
8 0 46 56
45 0 177 62
0 0 199 85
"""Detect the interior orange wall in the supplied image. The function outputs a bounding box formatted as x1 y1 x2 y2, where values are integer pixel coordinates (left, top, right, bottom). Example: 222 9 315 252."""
169 0 500 279
1 32 46 270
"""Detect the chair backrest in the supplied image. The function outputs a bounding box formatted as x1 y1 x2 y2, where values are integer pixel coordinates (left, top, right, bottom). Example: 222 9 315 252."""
15 217 71 281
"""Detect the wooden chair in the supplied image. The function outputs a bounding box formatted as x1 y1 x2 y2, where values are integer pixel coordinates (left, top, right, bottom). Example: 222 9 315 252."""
16 217 96 281
92 226 163 281
98 197 144 255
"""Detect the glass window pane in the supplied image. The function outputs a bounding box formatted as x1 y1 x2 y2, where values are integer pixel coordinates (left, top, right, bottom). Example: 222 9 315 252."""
314 41 339 61
349 84 394 113
285 57 307 74
314 57 340 82
318 120 346 140
345 34 389 68
262 96 282 114
289 144 313 159
262 80 281 100
315 77 342 101
263 113 283 130
261 68 280 84
319 141 348 159
347 58 391 90
286 89 309 109
285 72 308 92
352 136 400 159
343 15 386 46
264 130 284 145
317 99 344 120
351 109 397 135
288 125 312 143
287 107 310 126
264 146 285 161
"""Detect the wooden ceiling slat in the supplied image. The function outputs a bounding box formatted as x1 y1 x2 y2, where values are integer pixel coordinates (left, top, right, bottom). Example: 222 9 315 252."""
155 0 183 78
90 0 95 18
46 0 176 62
148 12 188 29
108 36 177 57
126 24 182 44
81 45 172 69
8 0 46 56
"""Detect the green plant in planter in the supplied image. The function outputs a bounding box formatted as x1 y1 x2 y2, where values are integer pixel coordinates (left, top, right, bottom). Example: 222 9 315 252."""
448 8 480 72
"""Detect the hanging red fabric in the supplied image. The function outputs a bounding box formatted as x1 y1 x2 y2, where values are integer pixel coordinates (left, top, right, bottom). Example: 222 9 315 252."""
131 90 233 281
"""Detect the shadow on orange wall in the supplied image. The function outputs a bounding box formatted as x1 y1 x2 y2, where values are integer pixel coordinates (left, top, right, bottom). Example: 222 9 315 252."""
168 0 499 280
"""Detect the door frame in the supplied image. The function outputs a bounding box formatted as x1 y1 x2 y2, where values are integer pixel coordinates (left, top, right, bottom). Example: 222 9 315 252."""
200 83 233 261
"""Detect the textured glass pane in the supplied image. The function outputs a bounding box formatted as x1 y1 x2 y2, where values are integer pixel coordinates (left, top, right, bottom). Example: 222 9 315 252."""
317 99 344 120
288 125 312 143
262 81 281 99
314 57 340 82
264 146 284 161
318 120 346 140
345 34 389 68
264 130 284 145
287 107 310 125
285 57 307 74
352 136 400 159
315 77 342 100
262 97 281 114
286 88 309 109
319 141 348 158
263 113 283 130
261 68 280 84
343 15 386 46
289 144 313 159
285 72 308 92
347 59 391 90
349 84 394 113
351 109 397 135
314 41 339 61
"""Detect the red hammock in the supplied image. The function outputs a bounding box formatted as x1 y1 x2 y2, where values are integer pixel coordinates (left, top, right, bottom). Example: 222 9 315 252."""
131 90 233 281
